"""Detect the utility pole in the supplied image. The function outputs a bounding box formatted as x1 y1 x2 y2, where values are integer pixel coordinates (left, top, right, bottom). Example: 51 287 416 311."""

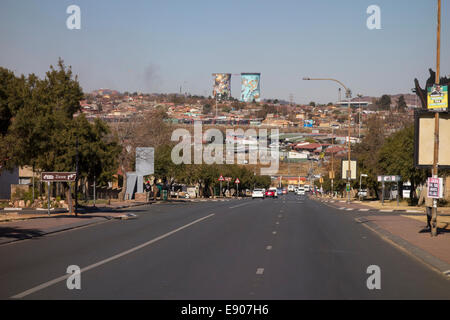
331 127 334 198
431 0 441 237
75 136 79 216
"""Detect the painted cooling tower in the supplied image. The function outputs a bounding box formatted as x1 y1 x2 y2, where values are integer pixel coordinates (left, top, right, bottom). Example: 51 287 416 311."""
240 73 261 102
212 73 231 100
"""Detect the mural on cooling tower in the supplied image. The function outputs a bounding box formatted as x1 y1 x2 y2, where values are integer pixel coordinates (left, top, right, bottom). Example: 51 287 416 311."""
240 73 261 102
213 73 231 100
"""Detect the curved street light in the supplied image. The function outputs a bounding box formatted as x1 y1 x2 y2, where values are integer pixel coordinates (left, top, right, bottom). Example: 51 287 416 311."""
302 77 353 203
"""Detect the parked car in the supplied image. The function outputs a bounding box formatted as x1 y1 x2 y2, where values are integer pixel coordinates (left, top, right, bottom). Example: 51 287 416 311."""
282 188 288 195
358 189 368 197
276 188 283 196
288 185 295 192
252 189 265 199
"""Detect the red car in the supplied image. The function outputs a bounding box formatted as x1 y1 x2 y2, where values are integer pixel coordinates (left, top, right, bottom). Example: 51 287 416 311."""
265 190 275 197
282 188 287 195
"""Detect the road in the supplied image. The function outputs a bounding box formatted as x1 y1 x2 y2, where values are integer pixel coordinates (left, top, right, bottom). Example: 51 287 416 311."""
1 193 450 299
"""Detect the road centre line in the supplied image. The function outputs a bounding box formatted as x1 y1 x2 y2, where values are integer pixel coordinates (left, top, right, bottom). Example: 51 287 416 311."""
11 213 215 299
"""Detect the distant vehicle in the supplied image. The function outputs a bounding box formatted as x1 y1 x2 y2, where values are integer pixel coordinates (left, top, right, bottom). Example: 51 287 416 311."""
402 181 412 199
288 185 295 192
268 187 278 198
252 189 265 199
282 188 287 195
276 188 283 196
265 189 276 198
296 187 305 195
358 189 368 197
304 185 310 192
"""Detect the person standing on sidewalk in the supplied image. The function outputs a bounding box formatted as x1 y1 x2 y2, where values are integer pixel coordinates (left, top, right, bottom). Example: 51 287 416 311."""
418 184 433 230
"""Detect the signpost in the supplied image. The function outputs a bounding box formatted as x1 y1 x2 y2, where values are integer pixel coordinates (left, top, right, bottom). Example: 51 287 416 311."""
41 172 77 215
430 0 444 236
218 175 224 197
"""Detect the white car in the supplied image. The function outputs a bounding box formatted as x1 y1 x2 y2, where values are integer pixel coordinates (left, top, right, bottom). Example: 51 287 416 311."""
296 187 305 195
252 189 265 199
288 185 295 192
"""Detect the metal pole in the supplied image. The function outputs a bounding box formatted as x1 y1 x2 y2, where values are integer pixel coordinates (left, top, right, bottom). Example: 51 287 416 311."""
32 165 35 203
47 181 50 216
331 128 334 198
75 136 79 216
347 95 351 203
359 174 362 201
397 180 399 207
382 181 385 206
93 175 96 207
431 0 441 237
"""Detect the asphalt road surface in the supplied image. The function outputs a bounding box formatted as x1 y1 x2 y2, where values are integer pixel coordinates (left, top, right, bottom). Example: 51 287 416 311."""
1 194 450 299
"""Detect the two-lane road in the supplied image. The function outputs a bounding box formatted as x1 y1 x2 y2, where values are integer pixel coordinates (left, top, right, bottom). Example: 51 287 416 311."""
1 194 450 299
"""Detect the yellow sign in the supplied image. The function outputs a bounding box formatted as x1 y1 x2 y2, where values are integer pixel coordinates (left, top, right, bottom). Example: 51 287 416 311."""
329 171 335 179
427 85 448 111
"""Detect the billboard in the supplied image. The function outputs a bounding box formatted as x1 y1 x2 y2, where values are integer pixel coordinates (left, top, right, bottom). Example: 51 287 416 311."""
414 111 450 169
136 147 154 175
212 73 231 101
240 73 261 102
341 160 357 180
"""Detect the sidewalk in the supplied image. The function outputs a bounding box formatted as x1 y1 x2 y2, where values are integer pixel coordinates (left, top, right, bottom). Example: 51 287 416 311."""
357 215 450 275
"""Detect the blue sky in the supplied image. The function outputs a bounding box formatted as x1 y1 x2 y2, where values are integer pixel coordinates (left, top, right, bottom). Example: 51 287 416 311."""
0 0 449 103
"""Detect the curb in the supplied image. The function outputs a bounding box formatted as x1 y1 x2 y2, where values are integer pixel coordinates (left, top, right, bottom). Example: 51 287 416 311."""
355 217 450 279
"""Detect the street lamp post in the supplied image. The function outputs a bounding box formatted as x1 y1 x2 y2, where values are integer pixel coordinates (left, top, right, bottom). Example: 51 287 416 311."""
303 77 352 203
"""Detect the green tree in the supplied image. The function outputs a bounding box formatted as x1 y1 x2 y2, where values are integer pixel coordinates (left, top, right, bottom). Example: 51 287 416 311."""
377 95 391 111
202 103 212 114
396 95 407 112
378 125 428 202
352 115 386 198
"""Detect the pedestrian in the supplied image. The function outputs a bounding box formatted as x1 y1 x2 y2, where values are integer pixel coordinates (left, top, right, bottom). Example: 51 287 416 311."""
418 184 433 230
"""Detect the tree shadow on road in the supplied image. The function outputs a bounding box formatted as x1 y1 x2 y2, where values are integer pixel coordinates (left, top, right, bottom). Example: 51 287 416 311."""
0 226 44 241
